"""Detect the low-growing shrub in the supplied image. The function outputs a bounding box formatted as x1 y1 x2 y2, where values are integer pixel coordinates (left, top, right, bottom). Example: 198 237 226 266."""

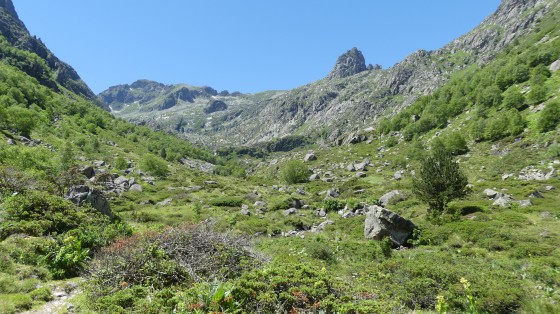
280 160 310 184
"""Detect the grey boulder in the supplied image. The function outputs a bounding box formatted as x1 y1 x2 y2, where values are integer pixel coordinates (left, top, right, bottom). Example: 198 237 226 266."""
364 205 416 246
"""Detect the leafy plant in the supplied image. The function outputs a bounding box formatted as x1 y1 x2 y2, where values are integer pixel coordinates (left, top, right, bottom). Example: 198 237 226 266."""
280 160 310 184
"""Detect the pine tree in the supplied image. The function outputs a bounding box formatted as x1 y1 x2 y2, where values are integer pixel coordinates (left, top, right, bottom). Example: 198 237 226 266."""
412 143 469 218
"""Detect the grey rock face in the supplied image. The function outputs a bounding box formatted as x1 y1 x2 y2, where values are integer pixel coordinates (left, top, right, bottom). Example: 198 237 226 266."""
66 185 113 219
327 47 367 80
204 100 228 114
550 59 560 72
364 205 416 246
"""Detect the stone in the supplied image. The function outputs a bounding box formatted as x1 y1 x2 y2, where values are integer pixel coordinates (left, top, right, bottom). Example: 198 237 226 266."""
483 189 499 199
66 185 113 219
283 208 297 216
157 198 173 206
502 173 514 180
326 188 340 198
527 190 544 198
291 199 305 209
79 166 95 179
296 187 306 195
545 185 556 191
379 190 405 207
347 163 356 172
317 208 327 217
342 212 355 218
550 59 560 72
114 176 129 186
6 139 15 145
254 201 267 209
240 208 251 216
303 153 317 162
517 200 533 207
364 205 416 246
356 171 367 178
309 173 321 181
393 170 406 180
310 220 334 233
355 162 368 171
129 184 143 192
493 194 514 207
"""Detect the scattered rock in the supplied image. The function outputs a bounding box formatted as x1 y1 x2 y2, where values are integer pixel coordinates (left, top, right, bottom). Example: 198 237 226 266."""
517 200 533 207
240 208 251 216
393 170 406 181
6 139 15 145
483 189 499 199
364 205 416 246
550 59 560 72
204 180 218 185
310 220 334 233
283 208 297 216
303 153 317 162
356 171 367 178
545 185 556 191
129 184 143 192
157 198 173 206
296 187 306 195
527 190 544 198
326 188 340 198
379 190 405 207
502 173 514 181
254 201 267 209
347 163 356 172
355 161 368 171
493 194 514 207
317 208 327 217
309 173 321 181
541 211 551 219
66 186 113 219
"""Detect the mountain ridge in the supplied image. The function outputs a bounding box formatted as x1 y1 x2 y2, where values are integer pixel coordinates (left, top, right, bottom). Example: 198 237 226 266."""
101 0 557 148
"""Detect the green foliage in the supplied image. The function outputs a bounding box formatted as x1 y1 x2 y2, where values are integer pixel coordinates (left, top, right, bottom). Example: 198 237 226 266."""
442 132 469 156
234 263 342 313
141 154 169 178
501 86 525 110
114 156 128 170
412 145 468 218
280 160 309 184
538 101 560 132
43 235 90 279
209 196 244 207
322 199 344 212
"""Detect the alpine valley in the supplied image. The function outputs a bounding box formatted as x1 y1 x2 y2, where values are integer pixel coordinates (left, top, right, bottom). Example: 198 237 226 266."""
1 0 560 313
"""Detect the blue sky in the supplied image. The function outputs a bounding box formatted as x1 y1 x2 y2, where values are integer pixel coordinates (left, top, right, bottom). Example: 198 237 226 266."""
14 0 500 94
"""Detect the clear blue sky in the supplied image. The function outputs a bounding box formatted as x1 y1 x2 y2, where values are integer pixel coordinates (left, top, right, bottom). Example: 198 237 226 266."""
13 0 500 94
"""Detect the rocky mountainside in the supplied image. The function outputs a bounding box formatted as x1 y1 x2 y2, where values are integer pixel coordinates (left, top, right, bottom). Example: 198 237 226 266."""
0 0 97 102
102 0 558 148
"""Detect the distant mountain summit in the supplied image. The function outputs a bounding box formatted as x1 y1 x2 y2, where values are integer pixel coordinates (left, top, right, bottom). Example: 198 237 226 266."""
0 0 97 103
327 47 367 79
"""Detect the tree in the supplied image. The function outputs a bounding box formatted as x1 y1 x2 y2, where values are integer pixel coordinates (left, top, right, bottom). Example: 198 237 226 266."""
538 101 560 132
412 144 468 218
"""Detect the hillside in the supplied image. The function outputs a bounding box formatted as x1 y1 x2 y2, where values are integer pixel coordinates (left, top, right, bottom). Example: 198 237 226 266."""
102 0 555 148
1 0 560 313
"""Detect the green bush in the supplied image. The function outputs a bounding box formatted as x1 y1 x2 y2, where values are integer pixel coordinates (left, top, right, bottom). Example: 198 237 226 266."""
280 160 310 184
209 196 244 207
412 144 468 218
141 154 169 178
322 199 344 212
114 156 128 170
538 101 560 132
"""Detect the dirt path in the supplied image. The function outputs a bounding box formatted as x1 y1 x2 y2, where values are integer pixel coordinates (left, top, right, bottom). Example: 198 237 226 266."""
21 281 82 314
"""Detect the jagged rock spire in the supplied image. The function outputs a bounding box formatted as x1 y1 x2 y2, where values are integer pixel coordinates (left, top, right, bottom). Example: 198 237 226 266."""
327 47 367 79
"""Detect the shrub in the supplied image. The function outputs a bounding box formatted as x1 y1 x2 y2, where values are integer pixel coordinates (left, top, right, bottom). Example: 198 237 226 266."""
538 101 560 132
322 199 344 212
87 225 259 293
234 263 343 313
140 154 169 178
114 156 128 170
280 160 310 184
502 86 525 110
412 145 468 218
209 196 244 207
443 132 469 156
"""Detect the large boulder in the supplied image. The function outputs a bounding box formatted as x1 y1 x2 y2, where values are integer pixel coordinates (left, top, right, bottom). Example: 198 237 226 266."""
364 205 416 246
204 100 228 114
327 47 367 79
66 185 113 219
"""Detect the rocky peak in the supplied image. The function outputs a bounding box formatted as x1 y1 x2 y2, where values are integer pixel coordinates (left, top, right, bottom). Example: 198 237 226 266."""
327 47 367 80
0 0 17 18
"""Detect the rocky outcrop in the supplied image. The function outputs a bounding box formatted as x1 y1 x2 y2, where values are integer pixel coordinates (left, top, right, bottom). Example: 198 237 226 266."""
66 185 113 219
327 47 367 80
204 100 228 114
364 205 416 246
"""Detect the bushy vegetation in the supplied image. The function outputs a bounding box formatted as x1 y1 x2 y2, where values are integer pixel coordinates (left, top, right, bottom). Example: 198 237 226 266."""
280 160 310 184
